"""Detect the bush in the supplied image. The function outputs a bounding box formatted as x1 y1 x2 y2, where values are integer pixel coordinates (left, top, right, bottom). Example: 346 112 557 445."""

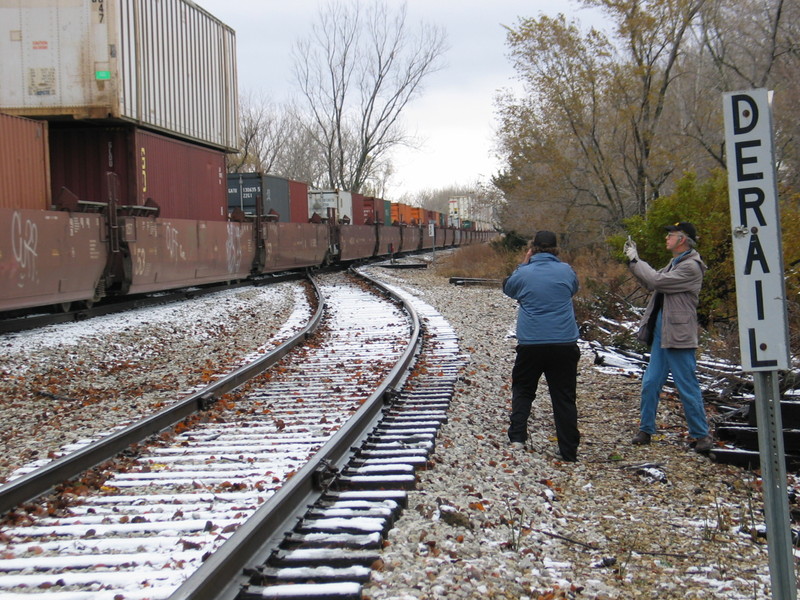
437 243 519 279
613 170 736 326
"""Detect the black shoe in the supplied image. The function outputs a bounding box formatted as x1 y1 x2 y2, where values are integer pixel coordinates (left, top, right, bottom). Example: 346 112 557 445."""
632 431 651 445
694 435 714 453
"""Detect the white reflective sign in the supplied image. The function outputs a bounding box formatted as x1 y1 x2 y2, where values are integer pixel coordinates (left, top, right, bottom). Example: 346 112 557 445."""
722 89 790 371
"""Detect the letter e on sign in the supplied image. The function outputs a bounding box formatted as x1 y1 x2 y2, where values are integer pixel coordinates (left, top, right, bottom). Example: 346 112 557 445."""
722 89 790 371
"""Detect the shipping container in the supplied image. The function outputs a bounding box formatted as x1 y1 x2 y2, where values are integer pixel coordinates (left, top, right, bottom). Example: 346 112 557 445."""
288 179 309 223
227 173 291 222
396 203 415 225
351 192 366 225
375 198 391 223
361 197 377 225
0 112 51 211
49 124 228 221
308 190 353 223
0 0 238 151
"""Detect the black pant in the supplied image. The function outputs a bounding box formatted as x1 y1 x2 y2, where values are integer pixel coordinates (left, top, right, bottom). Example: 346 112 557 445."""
508 343 581 461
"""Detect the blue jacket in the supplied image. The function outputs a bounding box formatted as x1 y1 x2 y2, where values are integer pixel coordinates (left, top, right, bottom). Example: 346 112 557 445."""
503 253 580 345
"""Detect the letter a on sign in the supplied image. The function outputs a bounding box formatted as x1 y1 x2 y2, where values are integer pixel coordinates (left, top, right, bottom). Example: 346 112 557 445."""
722 89 790 371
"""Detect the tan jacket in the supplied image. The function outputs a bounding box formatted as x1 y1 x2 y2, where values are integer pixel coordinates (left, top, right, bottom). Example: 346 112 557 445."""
629 250 707 349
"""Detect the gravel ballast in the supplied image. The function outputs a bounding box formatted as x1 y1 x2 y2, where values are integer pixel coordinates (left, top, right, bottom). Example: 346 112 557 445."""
361 260 792 600
0 259 796 599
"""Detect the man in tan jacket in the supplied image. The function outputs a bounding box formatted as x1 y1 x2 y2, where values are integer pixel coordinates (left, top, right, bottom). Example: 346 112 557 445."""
624 222 713 453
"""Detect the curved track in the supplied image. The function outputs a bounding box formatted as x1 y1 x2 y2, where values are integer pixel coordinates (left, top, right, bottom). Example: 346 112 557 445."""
0 270 431 599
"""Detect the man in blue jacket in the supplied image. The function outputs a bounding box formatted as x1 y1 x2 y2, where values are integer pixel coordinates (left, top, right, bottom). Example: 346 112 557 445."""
503 230 581 461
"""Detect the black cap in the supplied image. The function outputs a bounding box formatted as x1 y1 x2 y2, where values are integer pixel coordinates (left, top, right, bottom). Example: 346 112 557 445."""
664 221 697 242
533 230 557 248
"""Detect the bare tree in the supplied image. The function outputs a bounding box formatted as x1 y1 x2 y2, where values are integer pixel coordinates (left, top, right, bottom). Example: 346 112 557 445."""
228 91 292 173
292 0 447 192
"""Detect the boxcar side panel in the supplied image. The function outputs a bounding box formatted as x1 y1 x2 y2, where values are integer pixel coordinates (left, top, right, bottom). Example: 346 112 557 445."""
339 224 377 261
377 226 401 256
400 226 421 253
122 218 253 294
0 208 105 311
262 222 329 272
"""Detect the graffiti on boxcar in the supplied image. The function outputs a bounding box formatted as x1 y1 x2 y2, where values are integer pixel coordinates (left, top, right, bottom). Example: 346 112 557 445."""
133 246 147 277
226 222 243 273
11 211 39 286
164 224 186 262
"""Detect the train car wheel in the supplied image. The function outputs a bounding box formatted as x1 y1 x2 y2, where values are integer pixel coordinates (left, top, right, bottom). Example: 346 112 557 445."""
59 302 72 313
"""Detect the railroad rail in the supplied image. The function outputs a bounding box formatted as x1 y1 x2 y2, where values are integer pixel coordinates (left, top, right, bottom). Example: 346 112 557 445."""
0 268 465 599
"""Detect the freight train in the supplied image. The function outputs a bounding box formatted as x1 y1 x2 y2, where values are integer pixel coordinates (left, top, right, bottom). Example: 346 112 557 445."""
0 111 492 315
0 0 493 316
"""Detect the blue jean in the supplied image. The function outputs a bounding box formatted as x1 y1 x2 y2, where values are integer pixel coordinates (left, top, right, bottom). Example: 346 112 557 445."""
639 311 709 439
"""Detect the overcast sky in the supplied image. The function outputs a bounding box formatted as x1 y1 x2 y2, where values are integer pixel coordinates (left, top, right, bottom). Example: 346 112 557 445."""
195 0 606 199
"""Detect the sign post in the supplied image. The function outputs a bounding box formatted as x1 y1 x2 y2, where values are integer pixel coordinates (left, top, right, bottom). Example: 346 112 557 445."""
722 88 796 600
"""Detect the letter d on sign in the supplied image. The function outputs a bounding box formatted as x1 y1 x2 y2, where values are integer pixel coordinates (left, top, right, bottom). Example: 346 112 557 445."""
730 94 759 135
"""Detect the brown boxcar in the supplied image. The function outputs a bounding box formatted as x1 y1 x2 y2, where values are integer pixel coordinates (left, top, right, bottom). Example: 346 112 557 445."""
0 113 51 211
339 224 378 260
0 208 106 311
49 125 228 221
442 227 454 248
399 225 421 253
377 225 401 256
434 227 446 248
420 223 435 250
261 222 330 272
119 217 255 295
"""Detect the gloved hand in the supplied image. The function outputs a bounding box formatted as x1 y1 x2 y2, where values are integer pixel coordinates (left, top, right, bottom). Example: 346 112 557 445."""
623 237 638 262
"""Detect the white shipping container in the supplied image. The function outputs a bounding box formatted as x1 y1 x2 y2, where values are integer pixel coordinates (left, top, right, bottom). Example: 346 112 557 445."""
308 190 353 223
0 0 238 151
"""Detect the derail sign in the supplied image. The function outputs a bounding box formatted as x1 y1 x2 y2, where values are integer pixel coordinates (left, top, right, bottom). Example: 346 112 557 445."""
722 89 790 372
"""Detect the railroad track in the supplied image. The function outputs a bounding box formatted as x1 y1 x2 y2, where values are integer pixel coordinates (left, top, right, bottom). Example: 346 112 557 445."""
0 268 465 599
